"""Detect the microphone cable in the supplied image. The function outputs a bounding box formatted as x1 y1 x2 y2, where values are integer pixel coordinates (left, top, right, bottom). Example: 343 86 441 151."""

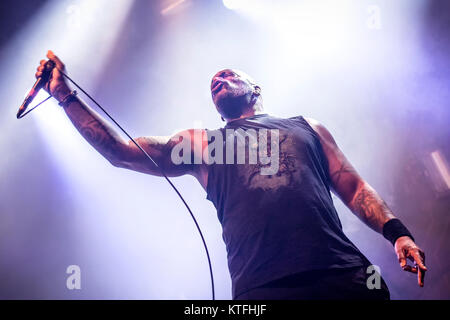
20 67 216 300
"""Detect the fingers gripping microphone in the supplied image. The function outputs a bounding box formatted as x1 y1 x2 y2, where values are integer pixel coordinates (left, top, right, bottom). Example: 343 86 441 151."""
17 60 55 119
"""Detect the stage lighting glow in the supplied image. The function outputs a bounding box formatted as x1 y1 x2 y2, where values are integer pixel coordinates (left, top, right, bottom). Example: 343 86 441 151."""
223 0 242 10
25 0 136 175
430 150 450 190
230 1 354 64
161 0 186 15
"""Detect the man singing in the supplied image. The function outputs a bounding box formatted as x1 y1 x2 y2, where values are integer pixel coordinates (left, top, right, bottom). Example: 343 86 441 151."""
35 50 426 300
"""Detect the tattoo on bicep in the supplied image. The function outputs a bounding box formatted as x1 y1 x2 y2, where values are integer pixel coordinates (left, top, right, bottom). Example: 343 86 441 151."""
330 162 356 186
135 137 177 171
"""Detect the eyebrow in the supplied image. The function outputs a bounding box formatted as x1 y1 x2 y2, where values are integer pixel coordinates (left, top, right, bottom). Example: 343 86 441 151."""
212 70 237 83
221 70 236 77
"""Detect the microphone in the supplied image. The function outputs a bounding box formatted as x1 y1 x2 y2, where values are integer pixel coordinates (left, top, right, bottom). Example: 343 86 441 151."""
17 60 55 119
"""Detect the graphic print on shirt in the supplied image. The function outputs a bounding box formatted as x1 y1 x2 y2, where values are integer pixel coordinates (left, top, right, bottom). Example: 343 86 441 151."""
230 129 302 191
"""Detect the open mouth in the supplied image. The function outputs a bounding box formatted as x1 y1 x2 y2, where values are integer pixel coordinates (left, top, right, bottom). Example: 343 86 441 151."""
211 81 224 94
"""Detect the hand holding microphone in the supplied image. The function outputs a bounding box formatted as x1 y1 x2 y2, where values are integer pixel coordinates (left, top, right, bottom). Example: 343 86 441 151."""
35 50 71 100
17 50 71 118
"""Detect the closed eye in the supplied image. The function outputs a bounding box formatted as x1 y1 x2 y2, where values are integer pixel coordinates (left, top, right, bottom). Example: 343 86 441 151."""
211 71 238 86
219 71 237 79
224 71 237 78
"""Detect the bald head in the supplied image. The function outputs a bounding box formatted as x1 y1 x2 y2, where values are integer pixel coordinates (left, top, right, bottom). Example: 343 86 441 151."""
210 69 262 121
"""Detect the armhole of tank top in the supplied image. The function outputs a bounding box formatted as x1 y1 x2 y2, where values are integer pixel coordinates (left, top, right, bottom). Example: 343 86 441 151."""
206 165 215 200
204 128 213 199
204 128 222 201
297 116 333 187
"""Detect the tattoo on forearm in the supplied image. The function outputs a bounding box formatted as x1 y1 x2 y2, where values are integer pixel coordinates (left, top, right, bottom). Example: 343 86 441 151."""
66 103 124 161
51 82 69 100
352 187 394 232
79 119 120 157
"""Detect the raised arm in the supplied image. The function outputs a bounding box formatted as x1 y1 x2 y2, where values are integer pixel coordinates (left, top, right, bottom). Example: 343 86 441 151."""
36 51 208 186
304 117 427 287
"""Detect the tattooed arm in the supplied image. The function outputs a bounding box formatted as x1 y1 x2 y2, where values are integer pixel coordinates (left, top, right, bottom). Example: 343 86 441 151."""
63 97 206 180
304 117 394 232
36 51 208 187
305 117 427 286
61 97 189 175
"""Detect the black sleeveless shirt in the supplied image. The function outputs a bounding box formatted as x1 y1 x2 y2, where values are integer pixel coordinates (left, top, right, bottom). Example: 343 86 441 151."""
206 114 370 298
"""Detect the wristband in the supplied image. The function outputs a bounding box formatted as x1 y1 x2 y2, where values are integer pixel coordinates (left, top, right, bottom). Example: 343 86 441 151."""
382 218 414 246
58 90 78 107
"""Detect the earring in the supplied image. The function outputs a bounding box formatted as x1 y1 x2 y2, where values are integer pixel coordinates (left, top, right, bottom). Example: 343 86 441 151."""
254 86 261 96
221 116 225 122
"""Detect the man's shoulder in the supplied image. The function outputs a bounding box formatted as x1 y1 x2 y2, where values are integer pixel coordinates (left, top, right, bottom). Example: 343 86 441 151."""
300 116 324 133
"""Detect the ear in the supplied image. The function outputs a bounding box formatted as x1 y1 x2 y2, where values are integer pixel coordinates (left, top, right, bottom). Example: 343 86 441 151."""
253 85 261 96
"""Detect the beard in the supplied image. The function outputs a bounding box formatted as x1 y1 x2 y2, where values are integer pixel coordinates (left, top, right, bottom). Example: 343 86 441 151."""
215 89 253 119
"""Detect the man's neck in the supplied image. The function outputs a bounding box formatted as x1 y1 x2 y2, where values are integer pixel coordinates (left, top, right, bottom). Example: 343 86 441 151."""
225 101 264 123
